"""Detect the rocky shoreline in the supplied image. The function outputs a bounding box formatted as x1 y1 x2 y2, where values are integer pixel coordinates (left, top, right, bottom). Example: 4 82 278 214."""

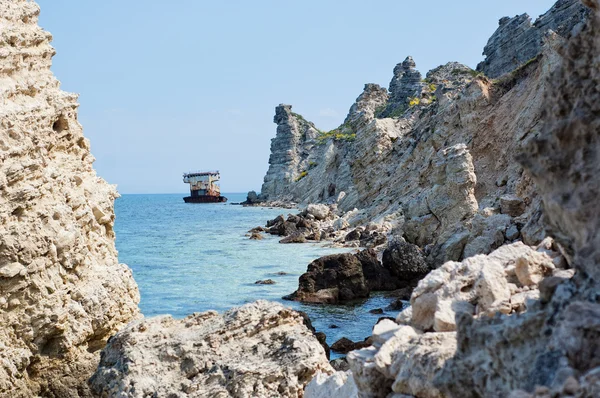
1 0 599 397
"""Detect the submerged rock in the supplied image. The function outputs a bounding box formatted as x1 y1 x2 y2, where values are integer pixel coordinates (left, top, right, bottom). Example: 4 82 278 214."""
90 301 332 398
255 279 276 285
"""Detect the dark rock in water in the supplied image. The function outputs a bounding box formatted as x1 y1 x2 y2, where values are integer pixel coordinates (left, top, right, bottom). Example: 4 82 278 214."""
275 271 288 276
285 252 370 304
329 324 339 329
369 308 384 315
241 190 270 205
382 240 431 281
279 232 306 244
330 357 350 372
286 242 431 304
266 215 285 228
255 279 275 285
358 249 398 291
249 232 263 240
249 226 266 233
314 332 330 360
331 337 373 354
387 286 414 301
385 298 407 311
269 221 298 236
330 338 355 354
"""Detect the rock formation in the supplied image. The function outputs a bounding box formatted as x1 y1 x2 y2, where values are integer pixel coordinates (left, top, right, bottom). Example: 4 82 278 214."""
380 56 425 118
261 104 321 200
306 0 600 396
477 0 589 78
306 238 572 397
285 243 431 304
90 301 332 398
0 1 140 396
255 0 595 267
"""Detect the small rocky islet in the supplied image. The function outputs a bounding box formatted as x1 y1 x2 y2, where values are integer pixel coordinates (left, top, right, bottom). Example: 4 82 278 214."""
1 0 600 398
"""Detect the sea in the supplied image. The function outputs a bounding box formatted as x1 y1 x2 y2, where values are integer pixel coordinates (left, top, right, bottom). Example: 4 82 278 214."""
114 193 403 357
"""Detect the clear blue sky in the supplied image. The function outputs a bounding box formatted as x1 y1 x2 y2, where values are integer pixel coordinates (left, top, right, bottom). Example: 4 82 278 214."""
37 0 556 194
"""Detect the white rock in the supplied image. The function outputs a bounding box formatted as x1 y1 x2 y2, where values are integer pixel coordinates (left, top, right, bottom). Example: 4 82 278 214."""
90 301 332 398
515 250 554 286
307 203 331 220
305 371 358 398
0 3 140 396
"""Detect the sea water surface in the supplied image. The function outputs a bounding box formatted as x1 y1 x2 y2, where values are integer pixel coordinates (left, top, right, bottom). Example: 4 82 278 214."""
115 193 402 355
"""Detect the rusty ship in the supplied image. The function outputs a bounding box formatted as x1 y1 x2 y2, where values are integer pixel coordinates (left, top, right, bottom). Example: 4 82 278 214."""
183 171 228 203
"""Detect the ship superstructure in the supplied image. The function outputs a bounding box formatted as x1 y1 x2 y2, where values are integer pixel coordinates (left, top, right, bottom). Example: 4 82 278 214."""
183 171 227 203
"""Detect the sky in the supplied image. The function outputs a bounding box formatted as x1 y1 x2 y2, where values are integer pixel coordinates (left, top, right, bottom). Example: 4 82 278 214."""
37 0 557 194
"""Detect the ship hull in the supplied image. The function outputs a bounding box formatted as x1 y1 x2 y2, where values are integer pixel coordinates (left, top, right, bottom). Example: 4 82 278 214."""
183 195 228 203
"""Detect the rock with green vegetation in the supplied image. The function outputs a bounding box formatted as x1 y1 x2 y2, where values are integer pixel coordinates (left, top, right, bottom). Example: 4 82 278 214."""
379 56 426 118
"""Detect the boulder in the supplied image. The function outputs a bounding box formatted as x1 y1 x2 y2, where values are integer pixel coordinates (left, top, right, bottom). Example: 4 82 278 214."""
501 194 527 217
410 242 563 332
90 301 332 398
280 233 307 244
357 249 398 291
285 252 370 304
382 240 430 281
306 204 331 221
330 338 356 354
266 214 285 228
249 232 263 240
330 337 372 354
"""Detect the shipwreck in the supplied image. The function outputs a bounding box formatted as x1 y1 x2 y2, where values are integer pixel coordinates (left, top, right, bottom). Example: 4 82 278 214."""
183 171 228 203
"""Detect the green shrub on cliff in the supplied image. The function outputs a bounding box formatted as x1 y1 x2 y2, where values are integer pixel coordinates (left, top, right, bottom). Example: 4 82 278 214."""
409 97 421 107
316 123 356 144
295 170 308 182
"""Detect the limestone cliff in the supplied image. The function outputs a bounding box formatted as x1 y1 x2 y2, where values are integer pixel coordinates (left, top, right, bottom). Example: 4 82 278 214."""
477 0 589 78
258 0 587 265
0 1 140 396
306 0 600 396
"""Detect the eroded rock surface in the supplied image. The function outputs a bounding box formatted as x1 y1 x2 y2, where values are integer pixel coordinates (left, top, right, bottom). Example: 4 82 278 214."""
90 301 332 398
286 242 429 304
307 239 569 397
256 0 581 266
0 2 140 396
307 1 600 396
477 0 589 78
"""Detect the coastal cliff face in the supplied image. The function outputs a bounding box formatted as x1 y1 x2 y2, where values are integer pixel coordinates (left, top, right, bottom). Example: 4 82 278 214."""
0 2 140 396
307 0 600 396
477 0 589 78
259 0 587 266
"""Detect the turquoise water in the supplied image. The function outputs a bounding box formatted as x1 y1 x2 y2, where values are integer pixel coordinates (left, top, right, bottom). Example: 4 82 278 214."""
114 193 401 354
